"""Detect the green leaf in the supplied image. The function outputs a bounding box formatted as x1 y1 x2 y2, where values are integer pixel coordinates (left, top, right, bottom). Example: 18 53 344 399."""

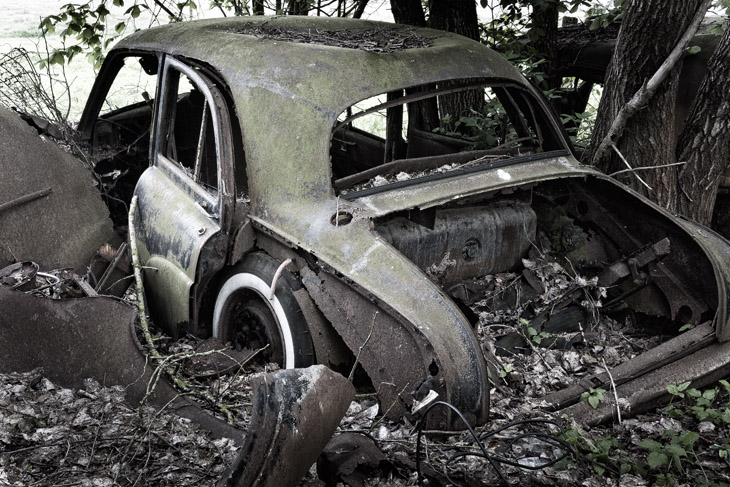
703 389 717 401
638 439 663 451
588 395 600 408
677 430 699 448
127 5 141 18
647 451 669 469
664 444 687 458
678 323 694 332
115 22 126 34
49 50 66 65
687 45 702 55
667 384 684 397
687 388 702 398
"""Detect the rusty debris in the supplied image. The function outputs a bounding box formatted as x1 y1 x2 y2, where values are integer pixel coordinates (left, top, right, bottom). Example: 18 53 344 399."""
0 107 118 273
0 285 242 442
219 365 354 487
0 282 355 486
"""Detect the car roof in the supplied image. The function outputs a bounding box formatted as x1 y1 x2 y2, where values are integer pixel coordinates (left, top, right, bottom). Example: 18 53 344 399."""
114 17 547 214
115 16 530 114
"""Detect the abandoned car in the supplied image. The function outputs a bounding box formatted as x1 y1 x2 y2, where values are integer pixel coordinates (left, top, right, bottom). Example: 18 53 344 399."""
62 16 730 428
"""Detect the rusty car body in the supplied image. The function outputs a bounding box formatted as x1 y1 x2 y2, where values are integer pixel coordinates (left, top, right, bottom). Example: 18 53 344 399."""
67 16 730 428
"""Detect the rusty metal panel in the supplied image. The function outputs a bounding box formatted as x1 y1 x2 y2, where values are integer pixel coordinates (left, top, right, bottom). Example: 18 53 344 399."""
301 266 488 429
0 107 118 273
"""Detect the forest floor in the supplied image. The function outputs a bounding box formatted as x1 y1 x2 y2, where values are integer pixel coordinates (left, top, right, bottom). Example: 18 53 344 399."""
2 256 729 487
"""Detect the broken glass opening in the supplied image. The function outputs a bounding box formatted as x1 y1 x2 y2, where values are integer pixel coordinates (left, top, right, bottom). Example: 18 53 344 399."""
331 79 565 194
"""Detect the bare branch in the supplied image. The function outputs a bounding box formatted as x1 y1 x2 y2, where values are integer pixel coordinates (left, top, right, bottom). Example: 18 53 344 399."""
591 0 712 167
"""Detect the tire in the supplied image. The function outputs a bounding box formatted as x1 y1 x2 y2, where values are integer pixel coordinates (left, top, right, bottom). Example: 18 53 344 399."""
212 252 315 368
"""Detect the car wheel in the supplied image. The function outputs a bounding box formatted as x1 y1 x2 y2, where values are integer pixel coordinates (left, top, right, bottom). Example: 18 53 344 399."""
212 252 315 368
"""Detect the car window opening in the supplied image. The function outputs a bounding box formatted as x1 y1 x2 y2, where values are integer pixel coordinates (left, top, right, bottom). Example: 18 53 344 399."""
331 80 563 194
90 54 159 230
164 70 218 194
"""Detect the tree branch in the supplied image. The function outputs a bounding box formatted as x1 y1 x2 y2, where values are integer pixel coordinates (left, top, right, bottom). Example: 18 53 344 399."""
591 0 712 167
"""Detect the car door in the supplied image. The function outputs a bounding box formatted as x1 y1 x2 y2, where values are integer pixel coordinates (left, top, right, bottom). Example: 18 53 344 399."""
132 56 234 338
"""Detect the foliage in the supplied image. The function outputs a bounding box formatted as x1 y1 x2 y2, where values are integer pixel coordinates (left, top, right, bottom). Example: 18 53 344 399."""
560 380 730 485
518 317 552 345
40 1 162 69
38 0 363 69
580 387 606 408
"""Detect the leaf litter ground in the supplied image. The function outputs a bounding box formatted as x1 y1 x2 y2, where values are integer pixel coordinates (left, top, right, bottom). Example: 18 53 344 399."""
1 254 729 486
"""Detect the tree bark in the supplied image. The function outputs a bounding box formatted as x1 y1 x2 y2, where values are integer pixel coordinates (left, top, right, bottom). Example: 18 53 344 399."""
389 0 426 27
253 0 265 15
429 0 479 41
528 0 561 91
676 26 730 225
429 0 482 120
588 0 704 209
288 0 310 15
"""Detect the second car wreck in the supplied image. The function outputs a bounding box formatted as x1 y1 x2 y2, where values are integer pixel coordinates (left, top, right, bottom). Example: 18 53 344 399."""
2 13 730 486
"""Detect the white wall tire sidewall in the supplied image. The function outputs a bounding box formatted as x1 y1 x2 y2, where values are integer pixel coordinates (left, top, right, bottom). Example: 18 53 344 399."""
212 273 296 369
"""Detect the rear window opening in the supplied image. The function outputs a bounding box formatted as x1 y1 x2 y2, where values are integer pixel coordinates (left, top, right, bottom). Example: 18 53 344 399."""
331 79 565 195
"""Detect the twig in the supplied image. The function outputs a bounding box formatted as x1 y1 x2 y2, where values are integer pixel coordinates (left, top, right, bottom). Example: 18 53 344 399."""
609 161 686 177
348 311 378 382
611 143 652 191
128 195 236 423
601 359 622 425
0 187 52 214
591 0 712 166
370 381 410 431
95 242 128 292
269 258 292 300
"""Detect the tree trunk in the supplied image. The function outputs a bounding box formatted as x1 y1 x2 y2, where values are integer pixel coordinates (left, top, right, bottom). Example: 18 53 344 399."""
253 0 265 15
676 26 730 225
389 0 439 130
429 0 479 41
352 0 369 19
588 0 703 209
428 0 482 120
528 0 560 91
389 0 426 27
288 0 310 15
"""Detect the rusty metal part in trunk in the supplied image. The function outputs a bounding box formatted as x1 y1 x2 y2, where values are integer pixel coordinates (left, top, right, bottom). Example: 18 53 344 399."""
376 201 536 284
218 365 354 487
